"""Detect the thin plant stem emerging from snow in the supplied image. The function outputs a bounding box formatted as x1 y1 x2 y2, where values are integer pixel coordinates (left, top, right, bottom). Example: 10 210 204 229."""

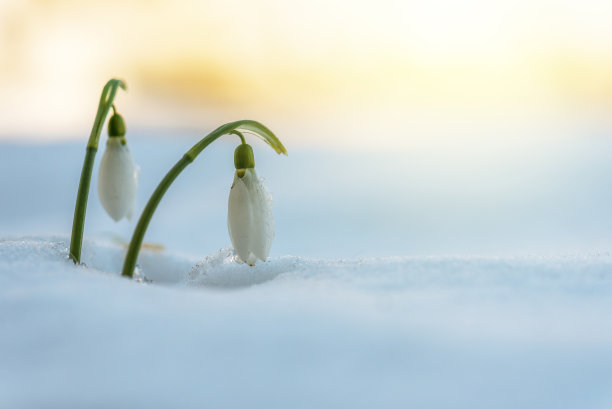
69 78 127 263
121 120 287 278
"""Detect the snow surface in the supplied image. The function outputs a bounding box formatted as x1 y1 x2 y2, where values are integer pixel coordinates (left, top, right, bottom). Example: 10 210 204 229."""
2 134 612 408
2 237 612 409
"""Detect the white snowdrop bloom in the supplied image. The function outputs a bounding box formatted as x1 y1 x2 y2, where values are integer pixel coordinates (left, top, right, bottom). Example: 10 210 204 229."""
97 137 139 221
228 167 274 266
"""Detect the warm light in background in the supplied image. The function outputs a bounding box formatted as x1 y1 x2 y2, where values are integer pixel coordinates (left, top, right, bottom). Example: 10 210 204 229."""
0 0 611 148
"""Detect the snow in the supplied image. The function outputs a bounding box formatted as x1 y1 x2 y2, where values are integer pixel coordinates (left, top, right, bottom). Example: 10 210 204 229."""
2 133 612 408
2 237 612 408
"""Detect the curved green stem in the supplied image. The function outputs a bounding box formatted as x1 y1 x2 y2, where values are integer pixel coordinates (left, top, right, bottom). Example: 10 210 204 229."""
230 130 247 145
69 79 127 263
121 120 286 278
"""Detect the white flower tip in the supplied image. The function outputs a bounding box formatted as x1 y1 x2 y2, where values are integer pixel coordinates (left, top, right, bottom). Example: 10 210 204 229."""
228 168 274 266
98 138 138 222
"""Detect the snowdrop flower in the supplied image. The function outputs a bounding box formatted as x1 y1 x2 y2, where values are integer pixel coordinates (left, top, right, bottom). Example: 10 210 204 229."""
97 113 139 221
228 142 274 265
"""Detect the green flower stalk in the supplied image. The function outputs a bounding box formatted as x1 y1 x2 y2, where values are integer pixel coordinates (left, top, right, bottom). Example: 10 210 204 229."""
121 120 286 278
69 79 127 263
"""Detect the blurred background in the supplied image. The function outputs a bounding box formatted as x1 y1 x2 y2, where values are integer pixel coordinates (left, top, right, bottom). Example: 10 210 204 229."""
1 0 612 258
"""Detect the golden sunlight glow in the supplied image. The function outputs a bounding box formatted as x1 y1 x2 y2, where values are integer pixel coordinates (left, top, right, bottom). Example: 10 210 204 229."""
0 0 611 146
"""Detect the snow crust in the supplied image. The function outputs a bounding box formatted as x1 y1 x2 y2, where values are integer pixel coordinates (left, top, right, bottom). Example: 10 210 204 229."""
2 237 612 409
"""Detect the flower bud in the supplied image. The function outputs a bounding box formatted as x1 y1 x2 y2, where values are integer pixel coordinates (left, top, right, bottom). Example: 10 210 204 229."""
98 137 139 221
227 168 274 265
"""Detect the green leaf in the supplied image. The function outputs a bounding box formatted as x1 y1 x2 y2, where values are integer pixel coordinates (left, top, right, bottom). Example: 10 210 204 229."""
233 120 288 155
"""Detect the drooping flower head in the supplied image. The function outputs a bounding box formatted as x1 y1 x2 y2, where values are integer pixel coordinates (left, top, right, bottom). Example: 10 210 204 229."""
97 112 139 222
228 142 274 265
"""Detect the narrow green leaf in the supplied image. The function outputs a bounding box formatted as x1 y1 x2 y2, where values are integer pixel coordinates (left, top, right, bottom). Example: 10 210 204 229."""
234 120 288 155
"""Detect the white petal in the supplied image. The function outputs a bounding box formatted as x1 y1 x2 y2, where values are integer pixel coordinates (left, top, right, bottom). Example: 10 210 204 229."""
246 253 258 266
244 169 274 261
227 172 254 263
125 165 140 221
97 138 138 222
